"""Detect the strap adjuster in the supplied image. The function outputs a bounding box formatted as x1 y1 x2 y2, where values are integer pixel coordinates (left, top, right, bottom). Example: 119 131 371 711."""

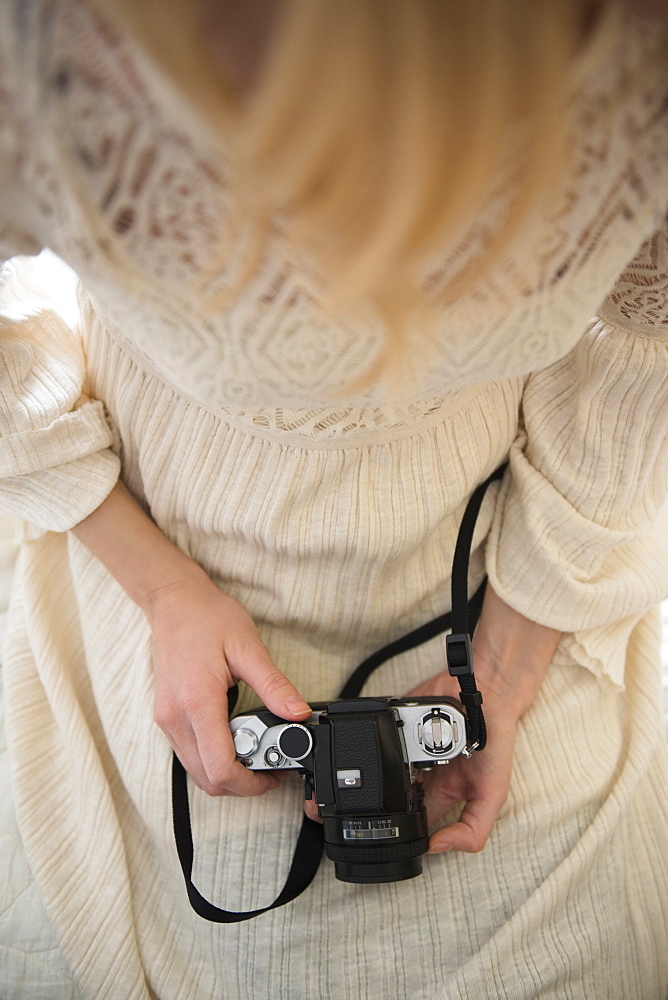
446 632 473 677
459 689 483 709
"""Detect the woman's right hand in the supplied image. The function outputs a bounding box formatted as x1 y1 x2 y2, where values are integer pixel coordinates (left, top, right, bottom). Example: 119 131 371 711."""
145 568 312 797
72 480 311 798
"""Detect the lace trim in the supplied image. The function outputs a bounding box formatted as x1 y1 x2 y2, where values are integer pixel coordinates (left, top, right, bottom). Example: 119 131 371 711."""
598 211 668 336
89 304 490 447
2 0 668 430
233 400 453 439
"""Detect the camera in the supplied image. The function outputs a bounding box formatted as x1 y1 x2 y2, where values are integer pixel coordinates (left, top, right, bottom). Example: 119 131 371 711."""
230 696 470 884
175 470 500 918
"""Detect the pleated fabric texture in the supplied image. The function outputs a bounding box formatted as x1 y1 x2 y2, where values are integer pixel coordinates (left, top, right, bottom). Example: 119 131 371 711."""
3 529 668 999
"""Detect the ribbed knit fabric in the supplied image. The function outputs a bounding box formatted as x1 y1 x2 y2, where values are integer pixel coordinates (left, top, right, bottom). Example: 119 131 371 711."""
1 1 668 998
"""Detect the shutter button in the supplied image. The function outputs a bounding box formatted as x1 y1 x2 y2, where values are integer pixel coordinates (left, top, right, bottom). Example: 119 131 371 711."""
233 728 259 758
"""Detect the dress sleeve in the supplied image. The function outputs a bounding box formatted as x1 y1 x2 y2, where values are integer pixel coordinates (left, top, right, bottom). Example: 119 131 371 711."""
0 5 120 534
485 214 668 688
0 256 121 533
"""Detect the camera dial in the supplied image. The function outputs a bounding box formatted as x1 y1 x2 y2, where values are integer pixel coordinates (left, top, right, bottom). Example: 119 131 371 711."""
276 724 313 761
264 746 286 767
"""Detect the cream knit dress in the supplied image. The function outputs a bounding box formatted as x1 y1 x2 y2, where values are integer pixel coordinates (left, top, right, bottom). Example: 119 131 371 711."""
1 2 668 998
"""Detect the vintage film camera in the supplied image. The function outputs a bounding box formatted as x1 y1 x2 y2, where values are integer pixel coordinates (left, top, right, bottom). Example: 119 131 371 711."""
174 468 502 918
231 695 470 884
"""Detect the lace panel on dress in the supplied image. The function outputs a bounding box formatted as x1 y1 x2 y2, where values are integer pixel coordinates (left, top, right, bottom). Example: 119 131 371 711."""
4 0 668 434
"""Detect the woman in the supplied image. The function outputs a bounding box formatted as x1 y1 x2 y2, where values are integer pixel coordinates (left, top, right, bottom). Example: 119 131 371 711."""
0 1 667 997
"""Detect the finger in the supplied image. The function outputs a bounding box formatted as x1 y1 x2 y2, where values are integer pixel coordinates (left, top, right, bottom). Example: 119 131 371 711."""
303 799 323 824
168 718 281 797
154 694 223 793
422 782 464 828
162 677 281 796
428 795 501 854
231 638 311 720
191 696 283 796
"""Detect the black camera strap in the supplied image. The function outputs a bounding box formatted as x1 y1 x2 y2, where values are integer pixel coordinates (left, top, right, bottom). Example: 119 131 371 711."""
172 462 507 922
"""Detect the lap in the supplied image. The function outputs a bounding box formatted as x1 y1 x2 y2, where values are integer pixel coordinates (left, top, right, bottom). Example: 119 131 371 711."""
3 534 668 999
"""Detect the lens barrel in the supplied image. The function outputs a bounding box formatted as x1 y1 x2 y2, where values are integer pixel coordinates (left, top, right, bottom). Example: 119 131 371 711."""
323 807 429 883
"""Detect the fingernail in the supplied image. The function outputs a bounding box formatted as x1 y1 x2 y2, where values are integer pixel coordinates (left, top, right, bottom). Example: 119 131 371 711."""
285 696 310 716
428 842 453 855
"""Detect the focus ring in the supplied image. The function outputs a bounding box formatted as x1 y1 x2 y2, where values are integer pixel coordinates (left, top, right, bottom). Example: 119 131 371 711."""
324 837 429 864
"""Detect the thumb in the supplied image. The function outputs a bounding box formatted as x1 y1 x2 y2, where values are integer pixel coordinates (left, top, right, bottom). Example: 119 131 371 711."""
232 638 311 720
429 794 502 855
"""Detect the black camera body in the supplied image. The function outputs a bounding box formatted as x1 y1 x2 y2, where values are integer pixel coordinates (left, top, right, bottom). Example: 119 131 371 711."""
231 696 469 884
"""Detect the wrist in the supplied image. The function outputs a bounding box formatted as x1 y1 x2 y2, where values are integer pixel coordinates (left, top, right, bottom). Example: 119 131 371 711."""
141 558 214 625
471 586 562 720
472 647 550 722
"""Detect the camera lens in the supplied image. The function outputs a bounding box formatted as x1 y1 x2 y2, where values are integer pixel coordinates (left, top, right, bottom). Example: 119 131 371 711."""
316 700 432 883
322 808 429 883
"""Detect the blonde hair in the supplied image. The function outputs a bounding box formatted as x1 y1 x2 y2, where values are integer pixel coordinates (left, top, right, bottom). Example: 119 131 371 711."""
96 0 621 378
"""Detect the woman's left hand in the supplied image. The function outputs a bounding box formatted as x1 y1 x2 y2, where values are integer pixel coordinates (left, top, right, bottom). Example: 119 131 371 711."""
408 677 518 855
411 583 563 854
303 584 562 849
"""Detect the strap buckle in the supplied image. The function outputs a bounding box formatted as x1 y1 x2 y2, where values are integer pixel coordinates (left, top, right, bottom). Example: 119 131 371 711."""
459 689 483 709
445 632 474 677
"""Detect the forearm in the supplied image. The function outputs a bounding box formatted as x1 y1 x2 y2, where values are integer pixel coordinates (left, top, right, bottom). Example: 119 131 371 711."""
71 480 206 614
